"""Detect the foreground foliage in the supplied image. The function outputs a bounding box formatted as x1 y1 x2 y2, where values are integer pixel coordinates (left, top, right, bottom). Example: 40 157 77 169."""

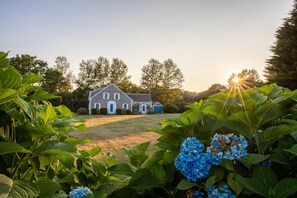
106 83 297 197
1 50 297 198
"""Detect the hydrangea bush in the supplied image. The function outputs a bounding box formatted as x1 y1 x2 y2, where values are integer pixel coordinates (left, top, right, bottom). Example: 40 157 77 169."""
109 84 297 198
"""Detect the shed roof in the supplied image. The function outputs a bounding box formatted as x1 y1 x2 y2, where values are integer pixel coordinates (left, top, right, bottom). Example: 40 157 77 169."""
127 93 152 102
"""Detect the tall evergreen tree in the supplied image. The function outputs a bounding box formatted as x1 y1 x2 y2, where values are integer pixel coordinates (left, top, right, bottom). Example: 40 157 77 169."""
264 1 297 90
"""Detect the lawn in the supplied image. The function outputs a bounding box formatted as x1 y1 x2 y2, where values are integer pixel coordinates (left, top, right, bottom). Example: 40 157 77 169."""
72 114 179 161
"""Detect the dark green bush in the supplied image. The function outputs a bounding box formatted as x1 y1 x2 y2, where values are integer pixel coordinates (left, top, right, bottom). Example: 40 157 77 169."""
77 107 88 115
126 109 131 115
91 108 97 115
100 108 107 115
163 103 179 113
147 109 154 114
130 111 140 115
121 109 127 115
116 108 122 115
96 109 101 114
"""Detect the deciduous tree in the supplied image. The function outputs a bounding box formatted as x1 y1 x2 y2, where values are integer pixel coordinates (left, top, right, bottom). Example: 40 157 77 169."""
140 58 184 103
227 69 263 89
109 58 131 85
9 54 48 77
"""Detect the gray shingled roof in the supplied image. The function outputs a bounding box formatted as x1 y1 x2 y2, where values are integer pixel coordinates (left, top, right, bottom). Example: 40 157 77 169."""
127 93 152 102
90 89 102 98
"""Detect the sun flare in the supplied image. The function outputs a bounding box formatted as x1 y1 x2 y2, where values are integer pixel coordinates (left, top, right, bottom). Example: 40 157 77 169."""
232 76 240 84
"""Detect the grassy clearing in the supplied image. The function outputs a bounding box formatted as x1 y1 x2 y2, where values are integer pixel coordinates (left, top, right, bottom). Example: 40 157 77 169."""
72 114 179 161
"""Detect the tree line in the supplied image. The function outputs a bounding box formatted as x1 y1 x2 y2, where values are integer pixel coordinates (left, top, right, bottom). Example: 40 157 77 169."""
9 55 186 111
7 0 297 112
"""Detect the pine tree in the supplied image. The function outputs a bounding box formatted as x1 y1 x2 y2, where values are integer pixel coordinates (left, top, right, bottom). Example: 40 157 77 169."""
264 1 297 90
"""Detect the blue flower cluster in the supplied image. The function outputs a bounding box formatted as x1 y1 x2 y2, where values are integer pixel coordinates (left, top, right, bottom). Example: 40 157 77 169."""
69 187 92 198
193 185 236 198
175 138 212 182
175 134 248 182
206 133 248 164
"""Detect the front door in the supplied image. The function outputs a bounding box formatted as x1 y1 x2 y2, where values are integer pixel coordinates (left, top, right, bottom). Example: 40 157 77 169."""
107 101 116 114
140 104 146 114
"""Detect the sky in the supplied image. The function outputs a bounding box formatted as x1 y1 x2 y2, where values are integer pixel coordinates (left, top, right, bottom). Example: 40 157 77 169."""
1 0 294 92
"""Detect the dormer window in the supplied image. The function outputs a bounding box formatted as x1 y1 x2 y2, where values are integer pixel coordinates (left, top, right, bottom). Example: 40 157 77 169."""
114 93 120 100
103 92 109 99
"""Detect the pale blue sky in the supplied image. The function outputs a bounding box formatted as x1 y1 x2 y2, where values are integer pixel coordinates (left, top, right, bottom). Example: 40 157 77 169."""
1 0 294 92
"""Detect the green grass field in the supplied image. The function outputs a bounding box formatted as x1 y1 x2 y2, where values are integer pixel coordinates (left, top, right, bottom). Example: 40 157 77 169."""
72 114 179 161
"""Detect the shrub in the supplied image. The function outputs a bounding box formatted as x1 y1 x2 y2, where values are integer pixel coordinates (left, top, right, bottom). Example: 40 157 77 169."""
100 108 107 115
163 103 179 113
77 107 88 115
126 109 131 115
91 108 97 115
147 109 154 114
96 109 101 114
130 111 140 115
116 108 122 115
121 109 127 115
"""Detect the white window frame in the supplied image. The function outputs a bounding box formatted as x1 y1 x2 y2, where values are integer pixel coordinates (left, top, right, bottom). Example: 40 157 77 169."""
122 103 129 110
103 92 109 99
114 93 120 100
94 103 101 109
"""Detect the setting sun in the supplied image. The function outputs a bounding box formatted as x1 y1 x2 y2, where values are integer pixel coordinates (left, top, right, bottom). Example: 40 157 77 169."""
233 76 240 84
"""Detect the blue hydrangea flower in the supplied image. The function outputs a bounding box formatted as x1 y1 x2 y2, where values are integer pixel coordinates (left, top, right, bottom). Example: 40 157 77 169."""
207 133 248 162
175 137 212 182
193 190 204 198
207 185 236 198
69 187 92 198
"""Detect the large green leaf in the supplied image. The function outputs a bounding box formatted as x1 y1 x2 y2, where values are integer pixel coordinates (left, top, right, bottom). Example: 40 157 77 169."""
284 144 297 156
56 105 72 117
14 97 34 120
128 168 158 192
0 174 12 197
239 154 270 169
0 52 9 68
255 103 282 127
0 142 31 155
176 179 198 190
205 175 216 189
0 89 18 105
227 173 243 196
35 180 62 198
22 72 43 84
0 68 22 89
123 142 150 168
34 141 76 155
237 177 268 197
108 163 134 176
230 111 257 128
0 175 39 198
38 104 57 125
252 166 277 191
274 178 297 198
87 146 101 157
202 103 227 121
151 164 166 183
260 125 297 141
32 90 59 100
